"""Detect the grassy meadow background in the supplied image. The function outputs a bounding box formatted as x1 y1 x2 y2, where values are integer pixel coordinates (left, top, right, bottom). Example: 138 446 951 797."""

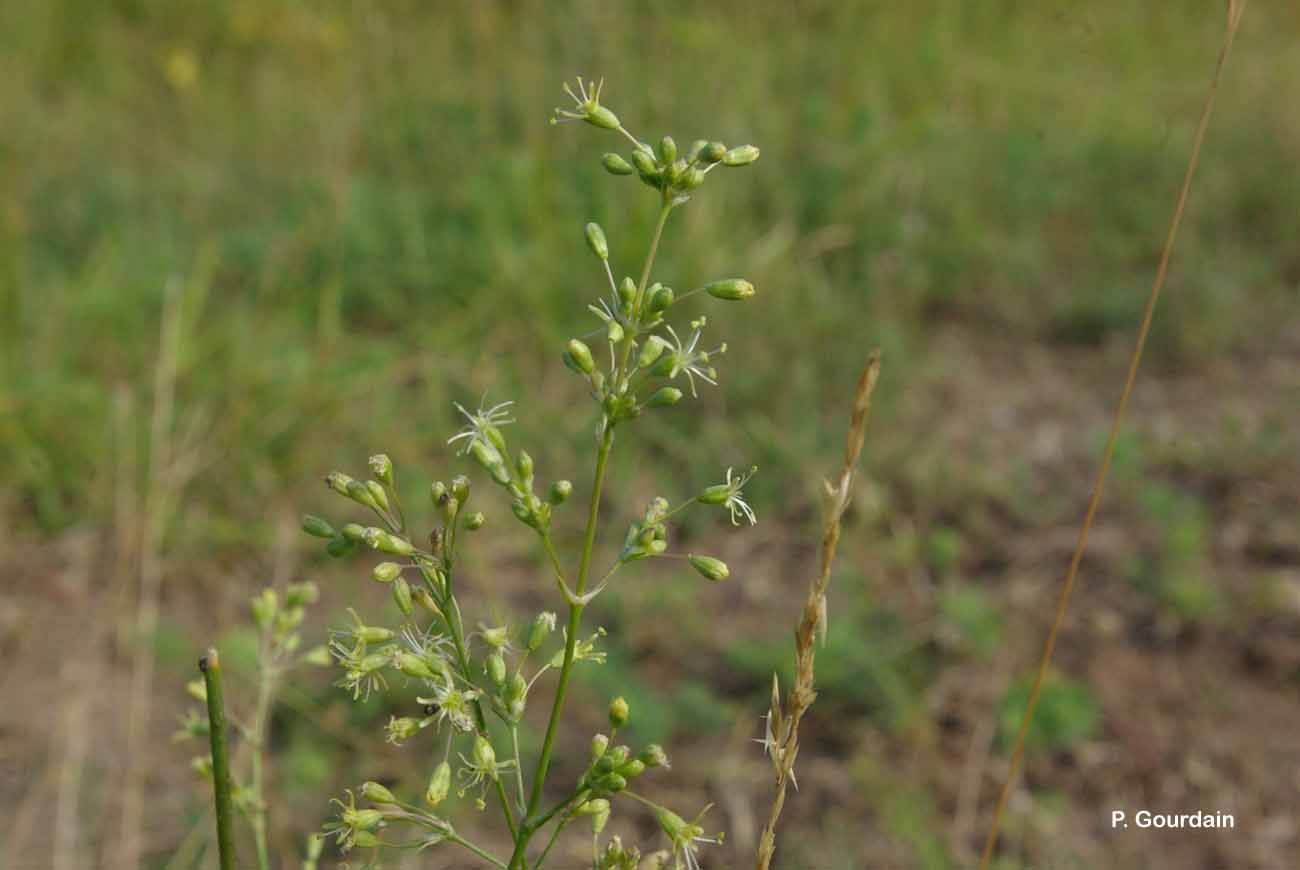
2 1 1299 867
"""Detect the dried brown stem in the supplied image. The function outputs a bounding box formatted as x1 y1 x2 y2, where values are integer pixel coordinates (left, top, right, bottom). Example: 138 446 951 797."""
756 351 881 870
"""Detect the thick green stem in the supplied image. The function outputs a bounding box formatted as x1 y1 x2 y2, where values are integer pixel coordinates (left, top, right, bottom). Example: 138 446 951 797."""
199 649 236 870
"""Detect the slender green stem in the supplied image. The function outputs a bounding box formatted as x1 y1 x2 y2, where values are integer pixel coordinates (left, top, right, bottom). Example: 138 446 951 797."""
511 726 527 810
449 833 509 869
199 649 235 870
247 653 273 870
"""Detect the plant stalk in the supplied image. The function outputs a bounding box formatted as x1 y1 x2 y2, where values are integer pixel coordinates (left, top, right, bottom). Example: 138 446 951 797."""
200 649 236 870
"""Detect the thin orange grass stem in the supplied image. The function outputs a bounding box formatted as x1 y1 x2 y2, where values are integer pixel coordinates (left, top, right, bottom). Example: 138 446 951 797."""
978 4 1247 866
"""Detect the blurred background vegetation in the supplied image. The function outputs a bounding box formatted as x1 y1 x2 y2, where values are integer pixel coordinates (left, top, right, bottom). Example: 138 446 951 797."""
1 1 1298 868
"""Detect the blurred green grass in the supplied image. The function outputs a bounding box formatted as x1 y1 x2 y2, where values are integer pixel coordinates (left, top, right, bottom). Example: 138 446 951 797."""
3 0 1297 542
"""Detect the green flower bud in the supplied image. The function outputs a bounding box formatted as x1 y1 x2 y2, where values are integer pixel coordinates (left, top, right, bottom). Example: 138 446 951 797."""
646 386 683 408
547 480 573 504
472 735 497 777
527 611 556 650
285 581 319 607
346 478 379 510
360 781 397 804
324 471 355 497
481 624 510 649
606 319 625 343
654 806 689 840
251 588 277 629
587 105 620 131
367 453 393 485
681 166 705 189
705 278 755 301
618 276 637 312
465 511 486 530
372 561 402 584
486 651 506 687
516 450 534 484
393 649 434 680
658 136 677 163
327 534 356 557
391 576 413 615
638 335 668 368
639 744 669 768
665 158 688 187
470 441 508 483
688 554 730 581
411 585 439 614
566 339 595 375
387 716 420 743
451 475 471 502
631 145 657 174
366 480 390 512
301 514 335 539
352 831 381 849
606 745 630 768
699 141 727 164
347 809 383 831
602 153 636 175
688 139 708 161
698 484 730 505
186 679 207 703
430 480 447 503
585 222 609 260
578 797 611 816
609 696 630 729
363 527 415 556
618 759 646 779
340 523 367 542
595 772 627 793
722 144 760 166
649 284 675 313
425 761 451 806
591 732 610 761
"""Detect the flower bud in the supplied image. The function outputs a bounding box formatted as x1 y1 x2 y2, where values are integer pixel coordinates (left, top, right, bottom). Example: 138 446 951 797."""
681 166 705 190
665 159 688 187
352 831 381 848
527 611 556 650
285 581 319 607
639 744 669 768
688 139 708 161
393 649 434 680
327 534 356 557
705 278 755 301
606 319 625 343
631 145 657 174
186 679 207 703
578 797 611 817
585 222 609 260
451 475 471 502
646 386 683 408
486 651 506 687
364 528 415 556
465 511 486 531
411 585 439 614
346 478 379 510
595 772 627 793
547 480 573 504
587 105 620 130
325 471 355 497
657 136 677 163
602 153 635 175
618 276 637 312
618 759 646 779
698 484 730 505
698 141 726 164
606 745 630 767
302 514 335 539
566 339 595 375
470 441 509 485
303 644 332 667
387 716 420 743
368 453 393 485
360 781 397 804
688 554 730 581
391 576 413 616
515 450 534 484
251 588 277 629
722 144 760 166
638 335 668 369
430 480 447 503
347 809 383 831
591 732 610 760
609 696 630 729
648 284 675 313
425 761 451 806
372 562 402 584
366 480 390 512
472 735 497 776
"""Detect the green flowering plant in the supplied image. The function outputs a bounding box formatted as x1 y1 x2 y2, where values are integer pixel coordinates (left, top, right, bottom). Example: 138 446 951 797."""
191 76 763 870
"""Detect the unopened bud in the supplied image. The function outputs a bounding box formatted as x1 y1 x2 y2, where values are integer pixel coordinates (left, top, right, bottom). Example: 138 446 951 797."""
251 588 277 629
591 732 610 760
368 454 393 485
301 514 335 539
585 222 609 260
688 554 729 581
698 141 727 164
391 576 413 615
486 651 506 687
722 144 760 166
548 480 573 504
638 335 668 368
465 511 486 531
631 145 657 174
527 611 556 650
393 648 433 679
608 696 630 729
566 339 595 375
618 759 646 779
366 480 389 512
639 744 669 768
705 278 755 301
618 276 637 312
472 735 497 777
373 562 401 584
646 386 682 408
425 761 451 806
450 475 471 502
602 153 635 175
516 450 534 484
657 136 677 163
360 781 397 804
648 284 675 313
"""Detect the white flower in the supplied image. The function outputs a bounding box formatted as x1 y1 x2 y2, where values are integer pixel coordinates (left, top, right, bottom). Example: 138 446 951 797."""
446 399 514 456
658 318 726 397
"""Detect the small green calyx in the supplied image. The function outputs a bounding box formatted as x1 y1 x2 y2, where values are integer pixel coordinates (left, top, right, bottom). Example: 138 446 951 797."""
705 278 755 301
688 554 730 582
585 222 609 260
